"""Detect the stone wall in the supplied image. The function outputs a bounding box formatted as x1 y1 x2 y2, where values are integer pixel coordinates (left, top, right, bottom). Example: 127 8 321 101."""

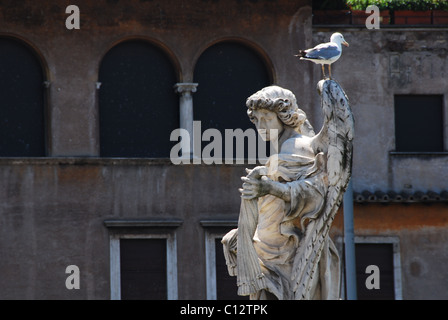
0 158 249 299
311 27 448 193
0 0 312 156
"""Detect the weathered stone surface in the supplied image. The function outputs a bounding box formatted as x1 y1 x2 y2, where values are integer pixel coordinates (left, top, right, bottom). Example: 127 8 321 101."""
222 81 354 299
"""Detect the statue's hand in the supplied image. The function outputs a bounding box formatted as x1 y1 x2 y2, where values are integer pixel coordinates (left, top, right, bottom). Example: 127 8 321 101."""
244 166 268 179
239 175 272 200
239 174 291 202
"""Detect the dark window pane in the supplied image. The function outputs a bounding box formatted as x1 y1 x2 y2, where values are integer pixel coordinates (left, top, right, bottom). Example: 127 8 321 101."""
194 42 271 161
0 38 46 156
99 41 178 157
394 95 444 152
215 238 248 300
120 239 167 300
355 243 395 300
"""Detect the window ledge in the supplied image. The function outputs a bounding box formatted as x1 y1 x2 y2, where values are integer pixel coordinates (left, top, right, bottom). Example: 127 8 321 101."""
0 157 174 166
0 157 250 167
390 151 448 156
200 219 238 228
104 218 183 228
312 25 448 30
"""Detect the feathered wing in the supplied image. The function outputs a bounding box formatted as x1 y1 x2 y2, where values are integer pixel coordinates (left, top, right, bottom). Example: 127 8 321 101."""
300 43 341 61
292 80 354 299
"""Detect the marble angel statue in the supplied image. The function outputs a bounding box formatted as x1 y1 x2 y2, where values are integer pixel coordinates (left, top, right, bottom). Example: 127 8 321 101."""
222 80 354 300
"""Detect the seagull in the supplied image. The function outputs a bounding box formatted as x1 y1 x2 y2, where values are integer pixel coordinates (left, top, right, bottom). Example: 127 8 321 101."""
295 32 349 79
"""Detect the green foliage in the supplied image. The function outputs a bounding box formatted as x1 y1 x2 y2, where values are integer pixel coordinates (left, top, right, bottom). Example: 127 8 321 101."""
345 0 448 11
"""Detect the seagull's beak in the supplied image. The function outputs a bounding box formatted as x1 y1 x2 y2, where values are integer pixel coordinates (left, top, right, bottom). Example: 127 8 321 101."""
342 41 349 47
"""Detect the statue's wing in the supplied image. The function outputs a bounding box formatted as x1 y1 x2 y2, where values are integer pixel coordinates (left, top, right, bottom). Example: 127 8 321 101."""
292 80 354 299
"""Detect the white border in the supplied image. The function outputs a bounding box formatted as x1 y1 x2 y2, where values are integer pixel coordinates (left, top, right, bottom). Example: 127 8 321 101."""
109 233 178 300
205 231 233 300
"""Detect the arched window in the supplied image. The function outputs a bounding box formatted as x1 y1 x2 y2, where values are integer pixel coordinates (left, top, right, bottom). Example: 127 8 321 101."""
98 40 179 158
193 41 272 161
0 37 46 157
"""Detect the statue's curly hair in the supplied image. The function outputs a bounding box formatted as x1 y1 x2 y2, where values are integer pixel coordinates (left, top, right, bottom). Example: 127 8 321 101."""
246 86 315 136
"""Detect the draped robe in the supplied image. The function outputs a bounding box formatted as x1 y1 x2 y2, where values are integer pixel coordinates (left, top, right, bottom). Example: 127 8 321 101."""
222 132 340 300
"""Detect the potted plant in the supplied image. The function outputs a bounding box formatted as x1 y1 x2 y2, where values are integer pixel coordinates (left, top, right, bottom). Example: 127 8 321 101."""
313 0 448 25
346 0 448 25
432 1 448 25
346 0 390 25
392 0 432 25
433 10 448 24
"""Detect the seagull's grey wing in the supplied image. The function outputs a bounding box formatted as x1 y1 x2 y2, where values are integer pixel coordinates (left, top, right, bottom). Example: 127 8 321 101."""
304 43 340 60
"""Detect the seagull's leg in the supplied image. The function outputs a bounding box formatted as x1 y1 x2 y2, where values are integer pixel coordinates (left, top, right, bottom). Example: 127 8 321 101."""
329 64 332 80
321 64 326 79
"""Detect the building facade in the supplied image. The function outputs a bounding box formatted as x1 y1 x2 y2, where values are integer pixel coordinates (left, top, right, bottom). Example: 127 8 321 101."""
0 0 447 299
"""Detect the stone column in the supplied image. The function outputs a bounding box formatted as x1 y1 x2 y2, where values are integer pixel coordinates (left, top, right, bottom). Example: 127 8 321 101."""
174 83 198 158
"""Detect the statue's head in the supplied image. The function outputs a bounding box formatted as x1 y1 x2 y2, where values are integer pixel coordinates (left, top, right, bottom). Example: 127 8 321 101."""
246 86 314 136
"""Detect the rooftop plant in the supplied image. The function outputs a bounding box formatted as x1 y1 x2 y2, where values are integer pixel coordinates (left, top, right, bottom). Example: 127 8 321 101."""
345 0 448 11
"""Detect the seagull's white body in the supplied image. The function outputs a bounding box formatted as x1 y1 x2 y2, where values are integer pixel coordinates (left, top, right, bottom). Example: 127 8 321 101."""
300 42 342 65
296 32 349 79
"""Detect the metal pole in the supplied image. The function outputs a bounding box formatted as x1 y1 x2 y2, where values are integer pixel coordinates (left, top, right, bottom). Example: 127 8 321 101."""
343 179 357 300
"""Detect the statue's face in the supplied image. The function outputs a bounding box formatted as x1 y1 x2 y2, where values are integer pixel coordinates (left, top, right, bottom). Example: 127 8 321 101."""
251 109 284 141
